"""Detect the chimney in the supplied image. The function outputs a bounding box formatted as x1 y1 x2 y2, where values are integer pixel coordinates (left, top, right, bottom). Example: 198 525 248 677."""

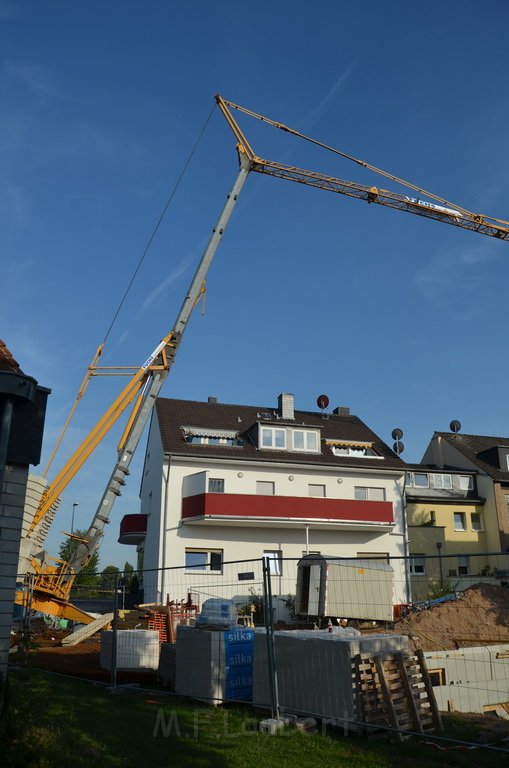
278 392 294 420
208 396 218 404
332 406 350 416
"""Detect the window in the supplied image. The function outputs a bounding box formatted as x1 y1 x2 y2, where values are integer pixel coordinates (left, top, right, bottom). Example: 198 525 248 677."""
261 427 286 450
471 513 482 532
428 668 447 687
264 550 283 575
429 510 436 526
406 472 430 488
293 430 319 452
183 427 242 446
409 555 426 575
257 480 275 495
208 478 224 493
354 486 386 501
185 548 223 572
308 484 326 497
330 441 381 458
357 552 390 564
186 434 242 446
413 473 429 488
432 473 452 489
459 475 473 491
454 512 466 531
458 555 469 575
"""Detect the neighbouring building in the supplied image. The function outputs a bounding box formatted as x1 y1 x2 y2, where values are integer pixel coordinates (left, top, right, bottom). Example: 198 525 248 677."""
119 393 410 609
422 431 509 559
404 464 486 599
0 341 49 683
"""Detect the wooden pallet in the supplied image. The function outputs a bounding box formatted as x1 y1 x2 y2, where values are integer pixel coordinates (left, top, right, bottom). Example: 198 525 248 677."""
354 649 442 739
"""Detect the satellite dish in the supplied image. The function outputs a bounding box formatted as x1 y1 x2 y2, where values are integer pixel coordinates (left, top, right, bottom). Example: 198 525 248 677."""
450 420 461 433
391 428 404 441
393 441 405 455
317 394 329 410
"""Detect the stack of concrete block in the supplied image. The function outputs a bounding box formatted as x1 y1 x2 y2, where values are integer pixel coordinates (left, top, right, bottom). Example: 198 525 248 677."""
100 629 160 670
253 629 409 730
158 643 176 689
175 625 254 704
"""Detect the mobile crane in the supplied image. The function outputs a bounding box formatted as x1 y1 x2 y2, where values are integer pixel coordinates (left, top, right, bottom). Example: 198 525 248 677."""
16 95 509 623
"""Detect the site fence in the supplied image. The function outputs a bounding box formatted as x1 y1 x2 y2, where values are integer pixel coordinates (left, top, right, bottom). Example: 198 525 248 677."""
11 551 509 750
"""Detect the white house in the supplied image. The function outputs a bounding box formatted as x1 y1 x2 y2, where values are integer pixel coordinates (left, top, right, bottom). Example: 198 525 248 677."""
119 393 409 609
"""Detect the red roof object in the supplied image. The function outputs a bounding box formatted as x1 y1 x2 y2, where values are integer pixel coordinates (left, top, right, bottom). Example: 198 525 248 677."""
0 340 24 374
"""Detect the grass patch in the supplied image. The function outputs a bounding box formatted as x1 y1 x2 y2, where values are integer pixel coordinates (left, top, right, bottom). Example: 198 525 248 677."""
4 669 508 768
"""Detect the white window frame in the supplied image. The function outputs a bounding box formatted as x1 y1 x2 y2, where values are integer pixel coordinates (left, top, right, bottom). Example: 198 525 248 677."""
292 429 319 453
471 512 483 532
454 512 466 531
260 426 286 450
256 480 275 496
432 473 452 489
208 478 224 493
185 548 223 573
409 555 426 575
308 483 326 497
413 473 430 488
459 475 473 491
264 550 283 576
354 486 386 501
331 441 381 459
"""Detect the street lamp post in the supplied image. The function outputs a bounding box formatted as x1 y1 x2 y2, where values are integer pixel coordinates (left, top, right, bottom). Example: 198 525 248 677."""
71 502 79 534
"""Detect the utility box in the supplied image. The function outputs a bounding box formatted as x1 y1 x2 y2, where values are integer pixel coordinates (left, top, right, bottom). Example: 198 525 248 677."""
295 554 394 623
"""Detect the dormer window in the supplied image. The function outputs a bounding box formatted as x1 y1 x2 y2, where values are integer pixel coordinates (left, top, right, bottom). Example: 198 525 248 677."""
182 427 243 446
327 440 381 459
258 425 320 453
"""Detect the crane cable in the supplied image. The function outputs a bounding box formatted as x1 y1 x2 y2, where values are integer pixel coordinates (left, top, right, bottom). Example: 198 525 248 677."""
223 98 509 227
43 103 217 478
103 102 217 345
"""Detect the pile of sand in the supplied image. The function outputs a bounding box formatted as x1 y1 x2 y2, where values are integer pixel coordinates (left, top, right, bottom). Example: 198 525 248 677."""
393 583 509 651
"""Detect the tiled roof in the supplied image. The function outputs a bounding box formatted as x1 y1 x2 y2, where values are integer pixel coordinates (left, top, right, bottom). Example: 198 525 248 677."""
155 397 406 470
437 431 509 481
0 340 24 374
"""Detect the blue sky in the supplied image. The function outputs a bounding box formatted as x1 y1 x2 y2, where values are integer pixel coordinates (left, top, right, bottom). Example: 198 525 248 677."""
2 1 509 568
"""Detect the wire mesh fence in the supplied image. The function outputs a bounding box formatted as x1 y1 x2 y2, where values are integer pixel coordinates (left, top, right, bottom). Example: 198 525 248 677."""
9 551 509 749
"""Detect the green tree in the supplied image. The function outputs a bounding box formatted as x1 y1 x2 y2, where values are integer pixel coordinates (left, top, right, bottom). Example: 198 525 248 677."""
58 529 100 588
100 565 120 590
122 561 134 587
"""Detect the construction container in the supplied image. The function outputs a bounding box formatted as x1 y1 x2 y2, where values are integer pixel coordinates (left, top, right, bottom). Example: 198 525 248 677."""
175 624 254 703
253 628 409 729
100 629 160 670
295 554 394 622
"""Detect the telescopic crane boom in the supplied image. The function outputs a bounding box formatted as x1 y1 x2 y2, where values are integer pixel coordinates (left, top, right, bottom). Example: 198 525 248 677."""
19 95 509 622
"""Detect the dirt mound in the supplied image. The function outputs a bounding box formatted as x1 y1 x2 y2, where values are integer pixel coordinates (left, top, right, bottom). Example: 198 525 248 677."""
393 583 509 651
